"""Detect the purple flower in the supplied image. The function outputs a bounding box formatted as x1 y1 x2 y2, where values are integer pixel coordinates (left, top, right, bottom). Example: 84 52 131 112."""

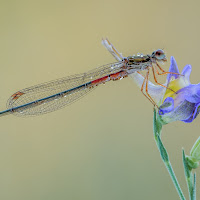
130 57 200 124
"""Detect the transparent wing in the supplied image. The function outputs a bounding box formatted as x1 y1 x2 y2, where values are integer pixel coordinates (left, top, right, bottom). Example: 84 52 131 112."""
7 62 123 116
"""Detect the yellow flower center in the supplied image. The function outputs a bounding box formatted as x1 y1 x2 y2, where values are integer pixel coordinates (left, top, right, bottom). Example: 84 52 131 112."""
163 76 188 101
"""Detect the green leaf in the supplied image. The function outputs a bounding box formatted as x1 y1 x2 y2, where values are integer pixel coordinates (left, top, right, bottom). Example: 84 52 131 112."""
156 112 164 133
190 136 200 161
182 149 194 200
157 134 169 162
153 108 163 137
153 108 158 137
182 149 191 178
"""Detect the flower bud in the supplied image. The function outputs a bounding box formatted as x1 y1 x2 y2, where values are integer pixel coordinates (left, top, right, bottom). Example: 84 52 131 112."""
186 156 199 169
190 137 200 161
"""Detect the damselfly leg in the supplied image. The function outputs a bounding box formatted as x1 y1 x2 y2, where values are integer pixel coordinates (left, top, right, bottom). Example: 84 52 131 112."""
102 38 183 107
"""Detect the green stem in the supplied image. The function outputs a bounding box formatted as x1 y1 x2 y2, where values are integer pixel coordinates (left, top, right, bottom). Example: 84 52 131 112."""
193 173 196 200
182 150 194 200
153 109 186 200
154 135 186 200
187 175 194 200
166 161 186 200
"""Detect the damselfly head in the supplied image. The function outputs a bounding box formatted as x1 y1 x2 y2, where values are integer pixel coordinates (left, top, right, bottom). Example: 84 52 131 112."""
151 49 167 62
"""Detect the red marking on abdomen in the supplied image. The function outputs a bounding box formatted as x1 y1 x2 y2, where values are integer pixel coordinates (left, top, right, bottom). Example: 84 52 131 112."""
91 76 110 85
110 71 128 80
91 71 128 86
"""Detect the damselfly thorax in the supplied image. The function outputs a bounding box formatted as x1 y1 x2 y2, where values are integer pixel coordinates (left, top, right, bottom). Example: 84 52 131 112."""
102 38 179 106
123 54 155 72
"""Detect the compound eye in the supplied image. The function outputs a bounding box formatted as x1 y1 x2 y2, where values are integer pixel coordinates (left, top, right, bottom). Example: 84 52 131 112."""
154 49 167 61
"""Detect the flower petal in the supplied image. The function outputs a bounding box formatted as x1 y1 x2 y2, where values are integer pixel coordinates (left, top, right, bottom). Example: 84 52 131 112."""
160 100 195 124
130 73 166 104
183 102 200 123
181 65 192 84
159 97 174 115
176 83 200 103
166 57 180 85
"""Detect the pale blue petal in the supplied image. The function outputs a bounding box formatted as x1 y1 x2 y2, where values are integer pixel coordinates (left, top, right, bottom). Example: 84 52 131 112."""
181 65 192 84
159 97 174 115
176 84 200 103
160 100 195 124
130 73 166 104
166 57 180 85
182 103 200 123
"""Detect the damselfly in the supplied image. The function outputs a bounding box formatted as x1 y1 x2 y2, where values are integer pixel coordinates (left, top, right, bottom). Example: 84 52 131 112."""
0 38 178 117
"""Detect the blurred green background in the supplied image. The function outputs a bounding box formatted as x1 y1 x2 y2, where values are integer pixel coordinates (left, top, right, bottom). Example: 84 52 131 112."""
0 0 200 199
